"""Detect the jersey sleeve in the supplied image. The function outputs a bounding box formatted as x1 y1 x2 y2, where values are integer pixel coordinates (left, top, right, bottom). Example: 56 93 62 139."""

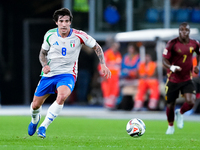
73 29 96 48
84 35 96 48
41 32 51 51
162 40 175 59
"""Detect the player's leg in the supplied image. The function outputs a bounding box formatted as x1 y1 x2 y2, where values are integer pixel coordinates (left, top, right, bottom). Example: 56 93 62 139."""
176 93 196 129
38 74 75 138
28 76 55 136
38 85 71 138
28 94 49 136
176 80 196 129
181 93 196 113
181 80 196 111
165 101 176 134
165 81 179 134
41 85 71 128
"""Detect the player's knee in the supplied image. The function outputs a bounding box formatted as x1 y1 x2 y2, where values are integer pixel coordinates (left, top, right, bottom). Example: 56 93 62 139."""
166 102 175 109
185 94 196 104
186 98 195 105
56 93 69 104
32 102 41 110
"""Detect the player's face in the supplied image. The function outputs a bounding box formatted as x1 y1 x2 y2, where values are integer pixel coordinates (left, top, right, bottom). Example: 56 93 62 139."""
179 24 190 40
56 15 71 35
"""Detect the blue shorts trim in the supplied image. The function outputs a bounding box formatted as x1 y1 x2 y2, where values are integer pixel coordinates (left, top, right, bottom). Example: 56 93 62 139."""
34 74 76 97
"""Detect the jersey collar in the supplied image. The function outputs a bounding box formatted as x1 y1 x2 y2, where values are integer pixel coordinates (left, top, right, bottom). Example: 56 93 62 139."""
57 28 73 37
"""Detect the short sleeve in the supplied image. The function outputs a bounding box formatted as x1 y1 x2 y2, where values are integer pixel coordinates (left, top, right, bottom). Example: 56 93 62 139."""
41 33 51 51
84 35 96 48
73 29 96 48
162 40 174 59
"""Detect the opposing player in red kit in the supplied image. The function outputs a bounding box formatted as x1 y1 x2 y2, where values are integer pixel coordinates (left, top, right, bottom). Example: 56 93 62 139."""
163 22 200 134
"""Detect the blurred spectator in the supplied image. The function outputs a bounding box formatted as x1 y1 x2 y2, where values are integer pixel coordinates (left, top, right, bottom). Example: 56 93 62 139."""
99 42 122 109
117 43 140 110
121 43 140 79
134 54 160 111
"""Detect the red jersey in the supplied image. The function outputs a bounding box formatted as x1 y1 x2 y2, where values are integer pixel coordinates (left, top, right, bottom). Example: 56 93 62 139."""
163 37 200 83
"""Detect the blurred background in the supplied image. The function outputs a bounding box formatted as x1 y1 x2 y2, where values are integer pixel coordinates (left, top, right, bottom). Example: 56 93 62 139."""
0 0 200 113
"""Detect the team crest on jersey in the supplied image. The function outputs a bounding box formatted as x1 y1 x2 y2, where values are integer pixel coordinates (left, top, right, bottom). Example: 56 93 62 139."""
70 40 75 48
189 47 194 53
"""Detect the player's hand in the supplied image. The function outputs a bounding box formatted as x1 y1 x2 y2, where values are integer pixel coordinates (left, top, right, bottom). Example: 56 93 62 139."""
42 65 50 74
100 64 111 79
194 66 199 74
170 65 182 72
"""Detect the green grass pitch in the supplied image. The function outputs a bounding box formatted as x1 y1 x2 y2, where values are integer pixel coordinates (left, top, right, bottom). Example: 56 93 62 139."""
0 116 199 150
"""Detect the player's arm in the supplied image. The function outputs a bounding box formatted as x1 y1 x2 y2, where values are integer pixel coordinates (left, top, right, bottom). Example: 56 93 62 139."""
39 48 50 74
92 42 111 78
163 42 182 73
162 57 181 73
162 57 171 69
163 40 182 73
39 48 48 67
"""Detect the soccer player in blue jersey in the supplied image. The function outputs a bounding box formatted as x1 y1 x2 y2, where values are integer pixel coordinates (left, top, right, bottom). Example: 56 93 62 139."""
28 8 111 138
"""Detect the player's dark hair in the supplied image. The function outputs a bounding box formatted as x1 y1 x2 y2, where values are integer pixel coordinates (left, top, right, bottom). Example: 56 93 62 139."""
53 8 73 22
179 22 189 28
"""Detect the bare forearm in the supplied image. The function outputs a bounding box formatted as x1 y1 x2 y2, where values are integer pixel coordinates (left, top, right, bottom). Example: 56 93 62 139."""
93 43 105 64
162 57 171 69
39 48 48 67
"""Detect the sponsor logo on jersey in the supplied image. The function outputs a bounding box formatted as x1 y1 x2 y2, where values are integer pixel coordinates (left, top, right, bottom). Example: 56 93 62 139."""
70 40 75 47
163 49 168 55
53 41 59 45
